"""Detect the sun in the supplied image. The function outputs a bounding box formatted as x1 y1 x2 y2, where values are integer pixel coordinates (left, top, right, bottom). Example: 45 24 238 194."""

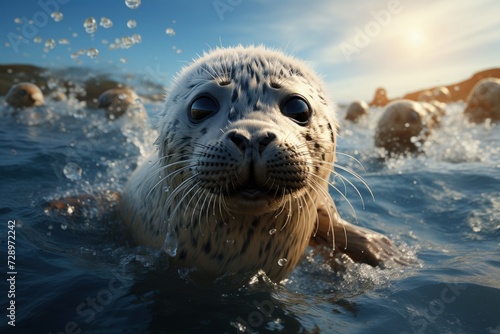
406 28 426 48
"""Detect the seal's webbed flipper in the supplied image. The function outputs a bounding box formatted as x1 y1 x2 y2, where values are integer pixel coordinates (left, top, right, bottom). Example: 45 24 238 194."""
311 204 409 267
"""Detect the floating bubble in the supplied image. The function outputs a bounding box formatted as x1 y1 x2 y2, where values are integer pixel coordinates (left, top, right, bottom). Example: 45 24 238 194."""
125 0 141 9
72 32 78 38
14 17 22 24
51 12 63 22
33 36 42 43
278 258 288 266
63 162 82 180
83 17 97 34
60 224 68 230
176 49 182 54
226 239 235 244
165 27 175 36
127 19 137 28
87 48 99 58
101 39 109 44
100 17 113 28
119 57 127 63
58 38 70 45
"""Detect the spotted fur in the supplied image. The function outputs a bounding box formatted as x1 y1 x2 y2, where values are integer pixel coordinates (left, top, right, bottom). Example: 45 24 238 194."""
121 46 343 281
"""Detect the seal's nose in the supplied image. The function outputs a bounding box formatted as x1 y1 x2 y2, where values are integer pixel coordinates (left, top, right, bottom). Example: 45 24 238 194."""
227 130 276 156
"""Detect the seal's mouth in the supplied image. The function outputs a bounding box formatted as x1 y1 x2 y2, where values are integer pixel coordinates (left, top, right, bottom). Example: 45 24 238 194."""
238 186 273 199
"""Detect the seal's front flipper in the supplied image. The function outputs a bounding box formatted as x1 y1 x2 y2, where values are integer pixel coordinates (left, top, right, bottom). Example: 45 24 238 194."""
310 203 409 266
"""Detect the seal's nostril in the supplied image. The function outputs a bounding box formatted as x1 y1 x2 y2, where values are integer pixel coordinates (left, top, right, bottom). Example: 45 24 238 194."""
228 132 248 153
258 132 276 154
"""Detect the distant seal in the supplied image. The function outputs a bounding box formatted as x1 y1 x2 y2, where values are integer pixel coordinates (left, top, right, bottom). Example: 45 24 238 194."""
374 99 442 154
97 87 146 120
345 100 369 122
464 78 500 123
120 46 405 282
5 82 44 108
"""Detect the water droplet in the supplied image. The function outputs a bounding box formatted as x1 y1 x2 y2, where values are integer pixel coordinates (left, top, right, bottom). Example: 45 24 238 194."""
100 17 113 28
33 36 42 43
226 239 235 244
58 38 70 45
127 19 137 28
121 36 134 48
175 49 182 54
131 34 141 44
163 186 170 192
14 17 22 24
125 0 141 9
87 48 99 58
83 17 97 34
164 233 178 257
51 12 63 22
278 258 287 266
165 27 175 36
44 38 56 49
119 57 127 63
66 206 74 214
63 162 82 180
60 224 68 230
269 228 277 235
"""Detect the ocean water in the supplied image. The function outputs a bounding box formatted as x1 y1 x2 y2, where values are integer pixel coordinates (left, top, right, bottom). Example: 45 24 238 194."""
0 95 499 334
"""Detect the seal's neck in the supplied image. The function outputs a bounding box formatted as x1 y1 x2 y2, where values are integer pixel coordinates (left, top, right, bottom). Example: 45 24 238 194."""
169 197 318 282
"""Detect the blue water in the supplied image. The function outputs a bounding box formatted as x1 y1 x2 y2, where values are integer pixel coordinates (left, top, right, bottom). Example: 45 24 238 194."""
0 95 499 333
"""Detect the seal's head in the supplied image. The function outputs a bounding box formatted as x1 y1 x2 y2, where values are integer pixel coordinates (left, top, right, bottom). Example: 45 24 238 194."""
464 78 500 123
6 82 45 108
98 87 146 120
374 99 435 154
157 46 337 216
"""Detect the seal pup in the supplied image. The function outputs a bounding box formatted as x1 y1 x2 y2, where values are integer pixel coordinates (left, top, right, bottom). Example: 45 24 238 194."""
121 46 406 282
374 99 441 155
5 82 45 108
97 87 147 120
345 100 369 122
464 78 500 123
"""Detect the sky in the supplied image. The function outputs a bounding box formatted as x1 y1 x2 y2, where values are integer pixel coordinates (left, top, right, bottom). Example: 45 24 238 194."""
1 0 500 103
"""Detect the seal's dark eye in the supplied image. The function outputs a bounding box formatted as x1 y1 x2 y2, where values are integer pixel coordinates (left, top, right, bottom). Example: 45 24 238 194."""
280 96 311 126
189 95 219 122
